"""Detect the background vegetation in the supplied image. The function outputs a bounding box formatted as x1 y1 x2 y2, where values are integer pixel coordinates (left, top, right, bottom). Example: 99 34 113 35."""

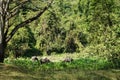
5 0 120 68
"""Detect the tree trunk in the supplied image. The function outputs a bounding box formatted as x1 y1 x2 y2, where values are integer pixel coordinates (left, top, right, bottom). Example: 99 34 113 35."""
0 0 6 63
0 42 6 63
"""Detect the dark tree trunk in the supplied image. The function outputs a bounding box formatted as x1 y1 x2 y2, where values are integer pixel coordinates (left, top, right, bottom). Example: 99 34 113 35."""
0 42 6 63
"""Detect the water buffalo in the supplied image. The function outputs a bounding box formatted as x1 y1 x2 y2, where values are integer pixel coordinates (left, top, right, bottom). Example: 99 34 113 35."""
40 57 50 64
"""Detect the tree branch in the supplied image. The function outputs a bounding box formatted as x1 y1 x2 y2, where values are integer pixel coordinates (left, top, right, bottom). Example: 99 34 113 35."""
5 0 10 13
10 0 28 12
7 8 19 20
6 0 53 43
4 22 13 40
7 0 28 20
0 1 2 15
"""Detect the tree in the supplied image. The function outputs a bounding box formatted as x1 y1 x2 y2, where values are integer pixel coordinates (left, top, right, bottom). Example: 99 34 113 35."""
0 0 53 63
35 11 65 55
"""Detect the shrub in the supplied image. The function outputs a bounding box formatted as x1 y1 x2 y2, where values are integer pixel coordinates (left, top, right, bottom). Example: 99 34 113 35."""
23 48 42 57
65 36 78 53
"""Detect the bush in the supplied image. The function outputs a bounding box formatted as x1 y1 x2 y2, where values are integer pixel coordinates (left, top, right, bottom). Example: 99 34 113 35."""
23 48 42 57
65 36 78 53
107 52 120 68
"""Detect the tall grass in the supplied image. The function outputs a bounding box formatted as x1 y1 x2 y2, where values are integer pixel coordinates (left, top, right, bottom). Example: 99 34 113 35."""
1 62 120 80
4 57 113 72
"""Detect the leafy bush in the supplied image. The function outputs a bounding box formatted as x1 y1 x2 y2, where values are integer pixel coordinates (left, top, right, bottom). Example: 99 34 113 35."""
23 48 42 57
7 27 36 58
65 36 78 53
107 52 120 68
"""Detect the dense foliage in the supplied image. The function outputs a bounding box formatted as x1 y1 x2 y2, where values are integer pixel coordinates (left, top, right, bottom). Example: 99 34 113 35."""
6 0 120 67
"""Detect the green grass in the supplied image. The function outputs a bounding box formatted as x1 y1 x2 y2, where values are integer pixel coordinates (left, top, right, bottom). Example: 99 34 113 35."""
2 55 120 80
0 63 120 80
0 63 39 80
4 57 113 71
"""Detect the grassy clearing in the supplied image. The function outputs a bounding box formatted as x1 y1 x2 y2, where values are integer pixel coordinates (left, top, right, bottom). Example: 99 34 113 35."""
4 57 112 71
2 54 120 80
0 63 120 80
37 53 85 62
0 63 36 80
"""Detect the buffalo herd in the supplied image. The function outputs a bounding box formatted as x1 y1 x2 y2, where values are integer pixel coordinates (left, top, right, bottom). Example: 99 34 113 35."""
31 56 73 64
